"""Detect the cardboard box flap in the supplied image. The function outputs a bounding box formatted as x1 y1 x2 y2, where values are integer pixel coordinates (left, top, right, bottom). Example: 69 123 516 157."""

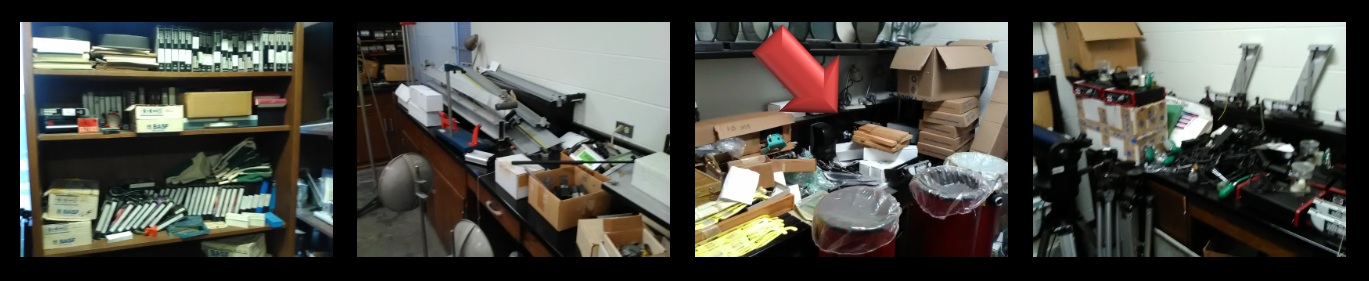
1077 22 1142 41
890 46 935 71
948 39 996 47
936 46 997 70
695 111 795 147
990 72 1008 104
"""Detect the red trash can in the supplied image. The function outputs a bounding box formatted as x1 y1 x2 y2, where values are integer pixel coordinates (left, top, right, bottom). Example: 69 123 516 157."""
907 165 1003 257
813 186 901 257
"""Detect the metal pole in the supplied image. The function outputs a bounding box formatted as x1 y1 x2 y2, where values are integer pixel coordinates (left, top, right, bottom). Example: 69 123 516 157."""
421 199 429 257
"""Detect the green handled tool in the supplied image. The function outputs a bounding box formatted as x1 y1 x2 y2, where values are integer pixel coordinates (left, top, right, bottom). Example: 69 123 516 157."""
1218 174 1254 199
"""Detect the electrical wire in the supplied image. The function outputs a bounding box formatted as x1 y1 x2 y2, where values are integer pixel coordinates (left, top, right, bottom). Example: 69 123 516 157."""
1219 99 1229 120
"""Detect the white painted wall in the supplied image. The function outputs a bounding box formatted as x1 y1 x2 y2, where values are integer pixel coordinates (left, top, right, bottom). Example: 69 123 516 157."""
695 22 1008 120
471 22 671 152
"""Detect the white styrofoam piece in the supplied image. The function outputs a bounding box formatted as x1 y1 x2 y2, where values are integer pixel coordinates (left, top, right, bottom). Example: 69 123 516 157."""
631 153 670 207
858 146 918 180
719 167 761 205
835 142 864 162
863 147 899 163
402 96 442 127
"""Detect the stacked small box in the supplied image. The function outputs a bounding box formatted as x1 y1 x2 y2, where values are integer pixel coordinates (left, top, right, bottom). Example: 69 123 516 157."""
1075 90 1169 163
919 96 978 159
972 72 1009 158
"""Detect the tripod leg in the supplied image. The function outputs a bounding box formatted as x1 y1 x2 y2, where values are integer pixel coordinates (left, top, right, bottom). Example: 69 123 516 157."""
1096 198 1104 256
1143 195 1155 257
358 198 381 218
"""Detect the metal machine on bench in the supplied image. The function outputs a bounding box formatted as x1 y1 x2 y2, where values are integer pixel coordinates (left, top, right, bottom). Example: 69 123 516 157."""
425 63 584 157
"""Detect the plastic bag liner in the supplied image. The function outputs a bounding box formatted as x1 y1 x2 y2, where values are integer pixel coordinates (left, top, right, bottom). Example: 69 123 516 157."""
911 165 1001 219
715 137 746 158
946 152 1008 186
812 186 901 256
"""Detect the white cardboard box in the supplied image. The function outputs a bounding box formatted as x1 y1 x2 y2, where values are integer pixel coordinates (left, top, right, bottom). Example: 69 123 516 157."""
631 153 670 207
133 118 186 133
399 84 444 112
45 179 99 222
401 96 441 127
495 154 544 200
128 105 185 119
42 221 92 250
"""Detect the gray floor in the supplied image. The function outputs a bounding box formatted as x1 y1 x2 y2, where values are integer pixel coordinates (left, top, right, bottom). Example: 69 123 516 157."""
357 167 449 257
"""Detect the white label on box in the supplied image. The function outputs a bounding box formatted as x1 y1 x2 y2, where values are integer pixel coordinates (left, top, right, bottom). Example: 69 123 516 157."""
132 105 184 119
135 118 186 133
42 221 92 249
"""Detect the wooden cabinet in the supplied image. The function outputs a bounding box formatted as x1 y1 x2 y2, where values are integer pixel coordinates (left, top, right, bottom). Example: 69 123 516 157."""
356 93 397 167
394 110 467 251
1149 181 1190 246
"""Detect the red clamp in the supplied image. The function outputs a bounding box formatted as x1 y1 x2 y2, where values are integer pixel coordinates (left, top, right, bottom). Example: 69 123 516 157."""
469 124 480 146
439 111 449 129
400 22 416 26
145 227 158 237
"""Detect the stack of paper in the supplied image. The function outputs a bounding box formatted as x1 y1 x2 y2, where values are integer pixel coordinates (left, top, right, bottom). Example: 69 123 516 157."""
92 46 156 71
32 37 93 70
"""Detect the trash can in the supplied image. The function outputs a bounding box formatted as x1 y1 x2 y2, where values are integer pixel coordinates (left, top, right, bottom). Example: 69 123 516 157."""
907 165 1002 257
946 152 1009 255
813 186 901 257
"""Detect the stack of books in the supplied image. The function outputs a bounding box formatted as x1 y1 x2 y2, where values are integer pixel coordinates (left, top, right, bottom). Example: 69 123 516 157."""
32 37 93 70
93 46 156 71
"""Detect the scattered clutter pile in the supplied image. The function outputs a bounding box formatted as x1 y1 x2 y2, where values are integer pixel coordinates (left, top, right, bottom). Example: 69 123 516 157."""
32 26 95 70
92 34 156 71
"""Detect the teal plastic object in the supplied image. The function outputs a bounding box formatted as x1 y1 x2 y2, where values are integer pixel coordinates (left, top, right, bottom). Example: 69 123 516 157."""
168 216 210 239
762 133 785 153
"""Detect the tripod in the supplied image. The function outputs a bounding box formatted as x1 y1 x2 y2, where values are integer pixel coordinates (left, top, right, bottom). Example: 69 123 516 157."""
1033 126 1091 257
1088 150 1155 257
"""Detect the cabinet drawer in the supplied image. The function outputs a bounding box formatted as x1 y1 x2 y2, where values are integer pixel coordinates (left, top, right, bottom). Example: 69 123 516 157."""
429 168 465 251
475 185 521 242
522 232 552 257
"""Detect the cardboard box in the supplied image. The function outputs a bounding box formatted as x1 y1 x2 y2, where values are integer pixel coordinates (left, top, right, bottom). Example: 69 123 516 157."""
129 105 184 120
918 139 971 160
1078 98 1167 136
694 170 721 207
890 40 997 101
576 215 666 257
920 128 973 148
924 108 979 127
202 233 268 257
971 121 1008 158
41 221 91 250
922 97 979 114
630 153 670 207
770 159 817 173
695 193 794 244
989 72 1008 104
921 120 974 136
132 118 186 133
45 179 99 222
396 84 443 113
529 165 614 231
1081 122 1165 163
1034 90 1054 128
1055 22 1143 77
384 64 409 82
362 59 379 79
694 112 795 156
495 154 545 200
181 91 252 118
981 101 1009 126
859 146 918 181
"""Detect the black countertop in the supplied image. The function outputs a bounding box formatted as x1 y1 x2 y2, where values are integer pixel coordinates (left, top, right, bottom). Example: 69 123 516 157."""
397 106 581 257
743 214 810 257
1144 172 1342 256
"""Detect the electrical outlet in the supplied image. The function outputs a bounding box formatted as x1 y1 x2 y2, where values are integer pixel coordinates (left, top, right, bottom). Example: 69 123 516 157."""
615 122 633 138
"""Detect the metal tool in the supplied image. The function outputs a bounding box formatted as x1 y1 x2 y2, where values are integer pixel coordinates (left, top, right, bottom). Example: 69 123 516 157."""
1263 44 1332 125
1203 44 1261 110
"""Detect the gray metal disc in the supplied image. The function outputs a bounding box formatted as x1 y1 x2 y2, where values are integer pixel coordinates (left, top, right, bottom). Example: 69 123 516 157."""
378 153 433 212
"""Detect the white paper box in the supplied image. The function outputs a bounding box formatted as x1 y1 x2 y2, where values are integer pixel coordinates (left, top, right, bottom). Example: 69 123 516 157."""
42 221 92 250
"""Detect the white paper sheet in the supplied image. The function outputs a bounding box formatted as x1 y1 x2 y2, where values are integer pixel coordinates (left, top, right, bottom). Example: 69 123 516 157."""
719 167 760 205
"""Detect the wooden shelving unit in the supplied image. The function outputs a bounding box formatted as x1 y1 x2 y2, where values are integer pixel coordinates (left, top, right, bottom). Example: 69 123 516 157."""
44 226 271 257
21 22 303 257
38 126 292 141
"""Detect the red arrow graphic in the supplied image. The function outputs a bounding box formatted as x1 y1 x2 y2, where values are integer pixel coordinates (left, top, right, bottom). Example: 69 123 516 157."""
754 26 840 114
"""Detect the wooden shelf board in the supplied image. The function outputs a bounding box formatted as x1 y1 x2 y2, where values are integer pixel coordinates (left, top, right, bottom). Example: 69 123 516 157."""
38 125 291 141
43 226 272 257
33 69 292 79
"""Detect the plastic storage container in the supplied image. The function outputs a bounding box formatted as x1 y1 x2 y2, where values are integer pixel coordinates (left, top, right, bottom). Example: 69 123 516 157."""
906 165 1003 257
812 186 901 257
